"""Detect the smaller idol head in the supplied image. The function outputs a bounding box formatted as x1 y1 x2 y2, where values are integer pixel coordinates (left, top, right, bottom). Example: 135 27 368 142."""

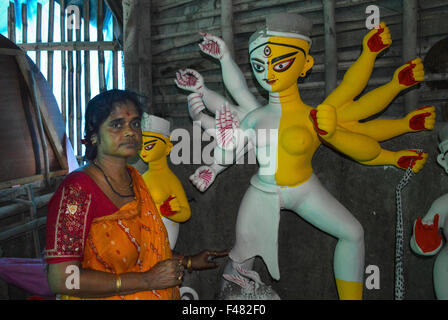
140 114 173 163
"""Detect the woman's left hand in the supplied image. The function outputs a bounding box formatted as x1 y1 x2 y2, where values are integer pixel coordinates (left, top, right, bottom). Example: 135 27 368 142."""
189 250 229 271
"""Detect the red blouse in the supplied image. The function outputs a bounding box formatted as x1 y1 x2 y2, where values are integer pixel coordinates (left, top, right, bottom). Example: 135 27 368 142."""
44 171 118 264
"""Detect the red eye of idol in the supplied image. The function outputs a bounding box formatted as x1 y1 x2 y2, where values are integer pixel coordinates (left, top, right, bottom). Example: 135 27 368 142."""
273 58 295 72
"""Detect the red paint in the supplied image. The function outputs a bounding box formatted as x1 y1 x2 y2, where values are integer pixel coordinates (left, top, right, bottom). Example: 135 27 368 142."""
409 112 431 130
414 214 443 253
309 109 328 136
367 28 388 52
398 62 418 86
397 151 423 169
160 195 177 217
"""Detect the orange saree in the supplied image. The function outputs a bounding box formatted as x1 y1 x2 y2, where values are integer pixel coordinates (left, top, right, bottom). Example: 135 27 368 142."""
63 166 180 300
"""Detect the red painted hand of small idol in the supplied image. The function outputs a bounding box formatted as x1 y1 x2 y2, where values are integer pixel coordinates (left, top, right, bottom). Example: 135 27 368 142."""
160 195 177 217
398 61 418 86
409 109 432 131
309 109 328 136
397 150 423 170
414 214 443 253
367 27 388 52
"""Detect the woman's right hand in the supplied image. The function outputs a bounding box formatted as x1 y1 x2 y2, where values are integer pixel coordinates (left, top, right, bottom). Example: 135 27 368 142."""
143 258 184 290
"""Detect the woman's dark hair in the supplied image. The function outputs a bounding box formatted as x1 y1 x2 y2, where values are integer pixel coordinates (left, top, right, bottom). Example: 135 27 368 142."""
84 89 145 161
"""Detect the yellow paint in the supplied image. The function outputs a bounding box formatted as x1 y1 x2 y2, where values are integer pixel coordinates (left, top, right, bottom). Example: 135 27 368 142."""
335 278 363 300
140 132 191 223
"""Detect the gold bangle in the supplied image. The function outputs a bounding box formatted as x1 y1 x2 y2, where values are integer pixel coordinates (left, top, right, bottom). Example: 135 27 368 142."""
115 274 122 293
187 257 192 272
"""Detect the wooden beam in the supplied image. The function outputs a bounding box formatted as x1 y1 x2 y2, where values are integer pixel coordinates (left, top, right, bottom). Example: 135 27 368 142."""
403 0 419 113
36 3 41 69
47 0 55 90
76 25 82 155
21 4 27 44
139 0 152 113
123 0 139 92
8 2 16 43
18 41 119 51
220 0 234 58
60 0 66 124
97 0 106 92
67 27 74 147
84 1 91 103
323 0 337 97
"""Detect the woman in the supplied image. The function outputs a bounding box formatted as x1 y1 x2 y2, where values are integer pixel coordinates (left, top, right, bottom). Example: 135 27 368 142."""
45 89 226 300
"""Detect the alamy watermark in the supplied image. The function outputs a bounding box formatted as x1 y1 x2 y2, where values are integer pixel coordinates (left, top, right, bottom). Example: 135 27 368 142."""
67 5 81 30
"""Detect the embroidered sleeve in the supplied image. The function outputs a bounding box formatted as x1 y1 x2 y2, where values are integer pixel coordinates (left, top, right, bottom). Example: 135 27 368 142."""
45 179 93 263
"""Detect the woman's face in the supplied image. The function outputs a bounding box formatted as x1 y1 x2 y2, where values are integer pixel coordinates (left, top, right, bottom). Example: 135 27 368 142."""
249 36 312 93
94 101 142 160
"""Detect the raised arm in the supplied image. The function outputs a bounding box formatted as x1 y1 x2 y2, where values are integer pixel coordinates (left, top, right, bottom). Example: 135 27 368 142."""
199 33 260 115
323 22 392 108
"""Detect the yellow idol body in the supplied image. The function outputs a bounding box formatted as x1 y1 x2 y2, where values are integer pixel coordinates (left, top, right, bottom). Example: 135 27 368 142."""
140 132 191 223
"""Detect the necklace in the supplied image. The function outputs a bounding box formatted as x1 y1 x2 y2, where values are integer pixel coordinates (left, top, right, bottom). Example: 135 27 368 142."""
92 161 135 198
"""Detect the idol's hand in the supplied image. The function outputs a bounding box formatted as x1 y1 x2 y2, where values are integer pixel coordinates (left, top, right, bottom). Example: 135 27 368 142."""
310 104 337 138
411 214 443 255
187 93 206 121
363 22 392 54
199 32 229 60
394 149 427 173
405 105 436 132
175 68 205 93
189 165 217 192
159 195 180 217
393 58 424 89
216 102 240 150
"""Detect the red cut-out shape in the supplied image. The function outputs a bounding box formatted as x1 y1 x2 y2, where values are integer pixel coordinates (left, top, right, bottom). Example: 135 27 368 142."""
414 214 443 253
309 109 328 136
409 112 431 130
367 28 388 52
398 62 418 86
397 151 423 169
160 195 177 217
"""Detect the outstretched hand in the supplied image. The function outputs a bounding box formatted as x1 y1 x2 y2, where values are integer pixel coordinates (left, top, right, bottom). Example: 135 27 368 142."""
189 250 229 271
175 68 204 93
363 22 392 54
199 32 229 60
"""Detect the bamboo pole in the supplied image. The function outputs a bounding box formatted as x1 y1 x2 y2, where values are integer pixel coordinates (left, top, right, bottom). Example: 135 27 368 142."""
68 26 74 147
47 0 55 90
112 17 118 89
0 193 53 221
36 3 41 72
8 2 16 43
123 0 139 92
19 41 118 51
84 0 91 103
220 0 234 58
139 0 152 113
97 0 106 92
403 0 419 114
21 4 27 44
323 0 337 97
0 217 47 242
76 25 82 156
60 0 66 124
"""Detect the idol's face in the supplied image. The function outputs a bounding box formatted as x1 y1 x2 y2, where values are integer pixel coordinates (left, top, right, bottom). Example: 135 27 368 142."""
249 36 312 93
140 132 172 163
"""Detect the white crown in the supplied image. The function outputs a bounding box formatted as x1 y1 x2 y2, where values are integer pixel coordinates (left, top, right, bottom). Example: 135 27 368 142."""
141 113 170 137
